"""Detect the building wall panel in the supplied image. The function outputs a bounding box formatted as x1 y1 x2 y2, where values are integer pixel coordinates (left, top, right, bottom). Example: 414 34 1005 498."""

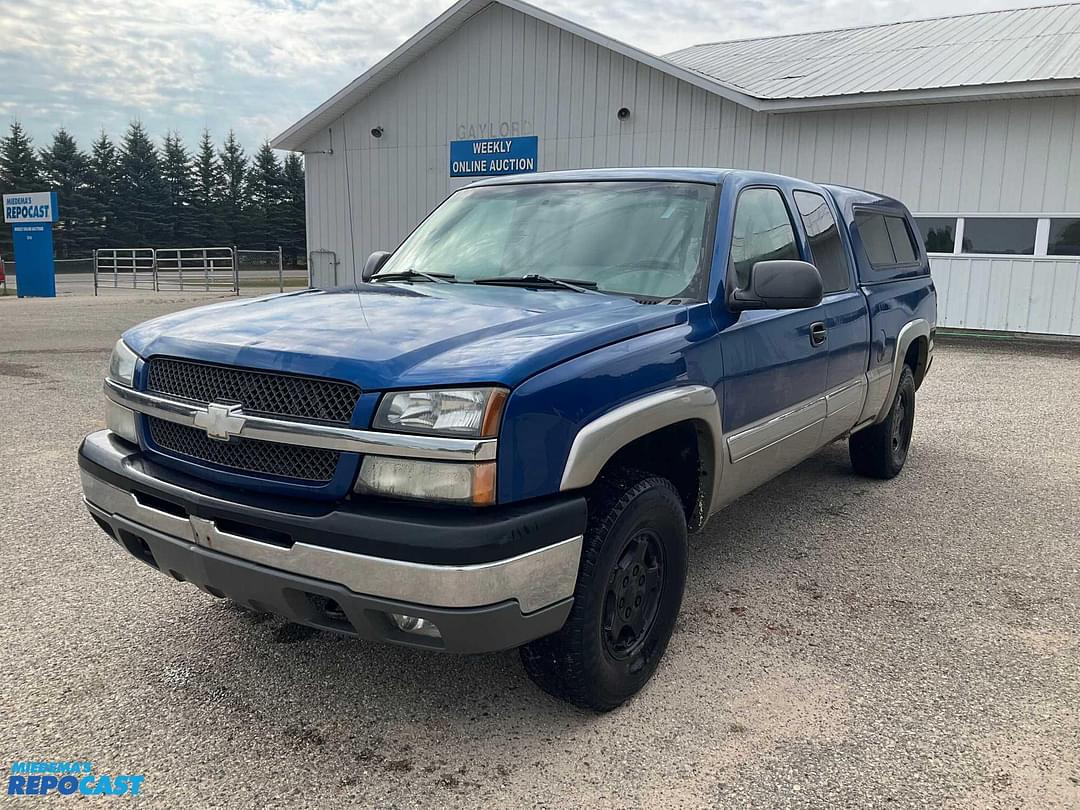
929 255 1080 335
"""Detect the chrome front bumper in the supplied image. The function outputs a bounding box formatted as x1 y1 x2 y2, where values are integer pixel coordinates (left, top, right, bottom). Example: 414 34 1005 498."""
79 430 582 651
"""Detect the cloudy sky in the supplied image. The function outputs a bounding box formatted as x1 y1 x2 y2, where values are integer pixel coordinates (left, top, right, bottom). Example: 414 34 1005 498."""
0 0 1058 154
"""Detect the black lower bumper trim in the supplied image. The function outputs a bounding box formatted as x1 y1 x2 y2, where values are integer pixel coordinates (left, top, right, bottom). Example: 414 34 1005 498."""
96 510 572 654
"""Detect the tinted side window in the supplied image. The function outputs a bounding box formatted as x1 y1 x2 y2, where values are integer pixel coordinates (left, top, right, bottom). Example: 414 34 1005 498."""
730 188 799 289
855 211 918 267
915 217 956 253
855 212 895 266
886 217 917 263
794 191 850 293
1048 218 1080 256
961 218 1037 255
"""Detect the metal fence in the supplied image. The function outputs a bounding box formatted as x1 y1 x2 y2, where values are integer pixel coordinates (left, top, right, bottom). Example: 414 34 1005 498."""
94 247 238 295
2 247 307 296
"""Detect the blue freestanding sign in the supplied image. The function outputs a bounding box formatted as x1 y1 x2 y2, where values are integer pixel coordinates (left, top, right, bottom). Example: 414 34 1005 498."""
3 191 59 298
449 136 538 177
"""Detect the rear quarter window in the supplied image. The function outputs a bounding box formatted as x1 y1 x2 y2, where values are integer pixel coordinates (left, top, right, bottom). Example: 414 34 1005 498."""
856 212 895 266
853 209 926 281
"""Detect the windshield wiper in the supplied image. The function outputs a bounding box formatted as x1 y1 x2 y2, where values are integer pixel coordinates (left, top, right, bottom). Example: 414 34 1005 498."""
373 268 455 284
472 274 601 294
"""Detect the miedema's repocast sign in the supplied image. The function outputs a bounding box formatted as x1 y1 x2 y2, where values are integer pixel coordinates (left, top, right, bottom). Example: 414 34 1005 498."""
4 191 59 297
3 191 59 224
449 136 538 177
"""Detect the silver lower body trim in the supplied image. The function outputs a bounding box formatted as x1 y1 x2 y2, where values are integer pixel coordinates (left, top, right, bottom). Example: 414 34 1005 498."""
82 470 581 614
711 375 869 511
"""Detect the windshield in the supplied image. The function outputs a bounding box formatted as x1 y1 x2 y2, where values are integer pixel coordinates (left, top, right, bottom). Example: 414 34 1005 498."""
377 181 715 300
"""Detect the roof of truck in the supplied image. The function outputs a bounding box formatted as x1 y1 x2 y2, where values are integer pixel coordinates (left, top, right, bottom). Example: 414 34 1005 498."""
464 168 732 186
462 169 914 218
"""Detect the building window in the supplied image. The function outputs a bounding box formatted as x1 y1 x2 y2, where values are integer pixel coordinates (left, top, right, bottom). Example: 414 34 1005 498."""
793 191 850 292
1048 218 1080 256
730 187 799 289
914 217 956 253
854 211 918 267
961 218 1037 255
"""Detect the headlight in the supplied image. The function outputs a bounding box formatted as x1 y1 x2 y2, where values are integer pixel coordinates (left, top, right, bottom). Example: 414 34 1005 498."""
373 387 507 438
355 457 496 505
105 340 139 443
108 339 138 387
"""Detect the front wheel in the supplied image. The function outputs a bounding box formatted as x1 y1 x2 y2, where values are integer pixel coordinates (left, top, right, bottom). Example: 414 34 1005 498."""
520 469 688 712
850 364 916 479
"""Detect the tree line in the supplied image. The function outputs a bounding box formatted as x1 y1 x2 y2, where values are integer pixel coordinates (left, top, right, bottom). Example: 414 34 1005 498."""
0 122 306 263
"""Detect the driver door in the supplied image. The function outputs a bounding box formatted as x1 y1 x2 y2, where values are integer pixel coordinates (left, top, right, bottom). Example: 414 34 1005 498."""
719 186 830 498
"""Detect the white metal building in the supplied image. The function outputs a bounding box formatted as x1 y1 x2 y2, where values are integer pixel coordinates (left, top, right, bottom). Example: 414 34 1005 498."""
273 0 1080 337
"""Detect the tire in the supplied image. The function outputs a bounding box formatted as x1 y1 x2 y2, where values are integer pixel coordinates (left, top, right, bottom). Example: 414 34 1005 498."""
520 469 688 712
850 364 916 479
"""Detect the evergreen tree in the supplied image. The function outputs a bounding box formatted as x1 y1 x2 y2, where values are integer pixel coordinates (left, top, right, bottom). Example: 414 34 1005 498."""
245 141 283 251
39 128 91 257
86 131 122 247
191 130 221 244
0 122 42 258
161 132 194 246
281 152 306 264
0 122 41 192
0 122 302 260
116 121 167 245
218 130 247 246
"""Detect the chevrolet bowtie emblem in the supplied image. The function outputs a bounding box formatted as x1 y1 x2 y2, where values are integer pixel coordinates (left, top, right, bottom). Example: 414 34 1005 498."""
193 402 246 442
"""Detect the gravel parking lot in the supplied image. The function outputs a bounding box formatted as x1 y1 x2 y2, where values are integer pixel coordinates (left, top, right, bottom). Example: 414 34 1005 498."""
1 293 1077 808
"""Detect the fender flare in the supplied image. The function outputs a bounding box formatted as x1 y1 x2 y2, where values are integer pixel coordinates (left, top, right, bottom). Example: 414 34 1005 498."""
875 318 931 423
559 386 723 518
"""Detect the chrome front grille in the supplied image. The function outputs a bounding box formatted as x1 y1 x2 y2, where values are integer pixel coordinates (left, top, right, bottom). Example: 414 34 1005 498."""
147 417 340 483
146 357 360 425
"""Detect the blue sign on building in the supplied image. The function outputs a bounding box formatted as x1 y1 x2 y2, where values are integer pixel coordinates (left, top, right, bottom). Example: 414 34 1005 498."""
3 191 58 298
449 136 538 178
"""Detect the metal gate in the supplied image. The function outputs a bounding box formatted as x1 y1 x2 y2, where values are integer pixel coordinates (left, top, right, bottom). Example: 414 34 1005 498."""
94 247 238 294
93 249 156 291
235 248 286 292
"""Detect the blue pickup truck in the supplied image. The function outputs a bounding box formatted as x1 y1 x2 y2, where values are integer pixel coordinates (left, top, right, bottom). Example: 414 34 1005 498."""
80 168 935 711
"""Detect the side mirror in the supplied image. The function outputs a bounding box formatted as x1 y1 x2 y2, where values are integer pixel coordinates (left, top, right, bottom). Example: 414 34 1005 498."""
730 260 823 311
361 250 391 282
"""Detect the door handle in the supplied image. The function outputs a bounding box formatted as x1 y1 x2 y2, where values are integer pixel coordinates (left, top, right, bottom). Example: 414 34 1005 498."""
810 322 828 346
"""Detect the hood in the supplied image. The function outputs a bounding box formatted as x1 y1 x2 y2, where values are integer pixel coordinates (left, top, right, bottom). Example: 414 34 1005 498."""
123 284 689 389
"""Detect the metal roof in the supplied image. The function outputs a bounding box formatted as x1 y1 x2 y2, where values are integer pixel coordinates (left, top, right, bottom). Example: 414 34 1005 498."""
274 1 1080 150
665 3 1080 105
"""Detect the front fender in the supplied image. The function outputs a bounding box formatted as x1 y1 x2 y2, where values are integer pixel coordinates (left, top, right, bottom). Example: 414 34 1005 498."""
496 317 723 504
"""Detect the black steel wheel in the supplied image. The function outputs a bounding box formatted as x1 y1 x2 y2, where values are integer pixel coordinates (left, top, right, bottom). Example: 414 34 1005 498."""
850 364 917 479
520 469 688 712
602 529 664 666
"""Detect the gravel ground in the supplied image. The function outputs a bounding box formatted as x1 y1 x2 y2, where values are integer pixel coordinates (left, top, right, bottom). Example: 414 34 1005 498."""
1 294 1077 808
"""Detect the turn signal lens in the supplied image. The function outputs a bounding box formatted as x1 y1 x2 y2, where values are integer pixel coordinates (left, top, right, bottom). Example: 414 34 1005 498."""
470 461 497 506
